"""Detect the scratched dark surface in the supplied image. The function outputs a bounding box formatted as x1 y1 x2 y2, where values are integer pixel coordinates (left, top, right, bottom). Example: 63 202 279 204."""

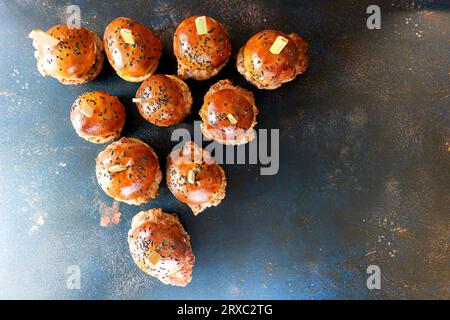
0 0 449 299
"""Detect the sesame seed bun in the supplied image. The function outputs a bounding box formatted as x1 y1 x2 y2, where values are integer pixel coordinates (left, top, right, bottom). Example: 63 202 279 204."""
166 142 226 215
237 29 308 89
173 16 231 80
103 17 162 82
33 24 104 85
200 79 258 145
96 138 162 205
134 74 192 126
128 208 195 287
70 91 126 144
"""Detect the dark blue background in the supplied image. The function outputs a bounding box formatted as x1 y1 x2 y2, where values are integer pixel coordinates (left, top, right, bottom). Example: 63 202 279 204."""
0 0 448 299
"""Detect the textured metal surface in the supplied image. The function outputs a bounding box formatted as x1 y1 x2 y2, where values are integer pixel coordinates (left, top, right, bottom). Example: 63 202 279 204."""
0 0 449 299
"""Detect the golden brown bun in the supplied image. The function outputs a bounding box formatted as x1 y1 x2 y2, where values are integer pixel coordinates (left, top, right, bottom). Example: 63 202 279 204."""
33 24 104 85
199 79 258 145
134 74 192 126
70 91 126 143
237 29 308 89
96 138 162 205
128 208 195 287
103 17 162 82
167 142 226 215
173 16 231 80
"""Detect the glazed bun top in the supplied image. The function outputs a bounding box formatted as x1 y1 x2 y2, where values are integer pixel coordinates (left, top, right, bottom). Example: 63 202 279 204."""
96 138 160 203
103 17 162 80
200 80 257 142
135 74 190 126
36 24 98 80
128 208 195 287
173 16 231 71
167 142 225 207
70 91 126 139
242 29 308 86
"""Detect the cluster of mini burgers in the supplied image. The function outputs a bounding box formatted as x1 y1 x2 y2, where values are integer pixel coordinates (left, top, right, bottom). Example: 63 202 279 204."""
29 16 309 287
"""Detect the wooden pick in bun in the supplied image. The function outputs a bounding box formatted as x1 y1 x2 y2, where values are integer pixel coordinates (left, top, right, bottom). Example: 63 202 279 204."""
96 138 162 205
167 142 226 215
200 79 258 145
128 208 195 287
173 16 231 80
70 91 126 143
134 74 192 126
103 17 162 82
29 24 104 85
237 29 308 89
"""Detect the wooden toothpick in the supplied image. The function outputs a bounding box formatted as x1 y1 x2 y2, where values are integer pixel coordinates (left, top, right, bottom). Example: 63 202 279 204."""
79 104 94 118
227 113 237 125
120 28 135 45
195 16 208 35
269 36 289 54
187 170 196 184
147 251 161 266
108 164 128 173
28 30 60 47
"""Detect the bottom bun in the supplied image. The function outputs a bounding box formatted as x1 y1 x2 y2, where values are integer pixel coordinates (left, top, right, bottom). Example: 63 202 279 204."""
116 61 159 83
235 47 281 90
128 208 195 287
38 31 104 85
176 57 229 81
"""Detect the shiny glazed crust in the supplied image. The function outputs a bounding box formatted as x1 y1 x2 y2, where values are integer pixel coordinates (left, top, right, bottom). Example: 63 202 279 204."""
134 74 192 126
70 91 126 143
173 16 231 80
103 17 162 82
236 29 308 89
128 208 195 287
166 142 226 215
34 25 104 85
96 138 162 205
199 79 258 145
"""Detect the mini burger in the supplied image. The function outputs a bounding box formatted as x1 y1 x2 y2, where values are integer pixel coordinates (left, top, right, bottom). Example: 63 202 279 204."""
173 16 231 80
237 29 308 89
103 17 162 82
96 138 162 205
166 142 226 215
70 91 126 144
199 79 258 145
134 74 192 126
128 208 195 287
29 24 104 85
